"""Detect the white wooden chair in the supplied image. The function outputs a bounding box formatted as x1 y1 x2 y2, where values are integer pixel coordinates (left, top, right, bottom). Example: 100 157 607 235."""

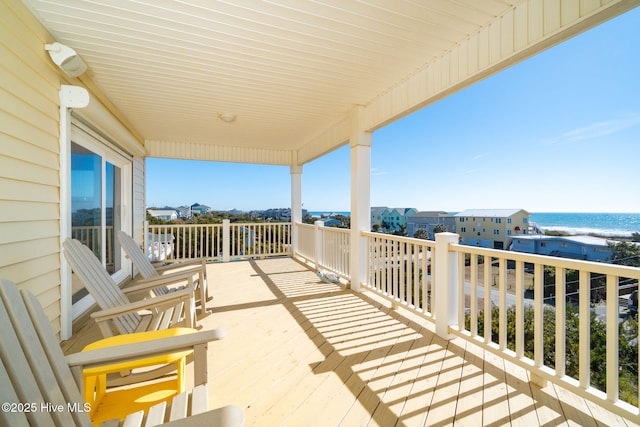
117 231 210 314
0 278 245 427
63 238 196 339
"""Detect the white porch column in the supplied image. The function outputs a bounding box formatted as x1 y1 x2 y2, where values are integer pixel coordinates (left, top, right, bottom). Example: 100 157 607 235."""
434 232 459 339
349 107 371 292
290 165 303 255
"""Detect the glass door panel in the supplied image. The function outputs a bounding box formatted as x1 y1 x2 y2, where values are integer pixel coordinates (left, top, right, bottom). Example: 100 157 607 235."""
71 142 101 303
68 122 132 321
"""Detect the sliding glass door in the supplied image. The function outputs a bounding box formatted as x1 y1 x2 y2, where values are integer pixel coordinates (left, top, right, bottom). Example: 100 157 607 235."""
70 124 131 315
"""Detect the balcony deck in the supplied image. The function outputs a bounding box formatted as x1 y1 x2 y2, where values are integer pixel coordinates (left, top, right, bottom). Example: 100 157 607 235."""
63 257 636 426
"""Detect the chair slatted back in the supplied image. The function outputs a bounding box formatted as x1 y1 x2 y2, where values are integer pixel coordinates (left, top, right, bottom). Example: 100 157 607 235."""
117 231 207 305
63 238 140 334
0 279 92 427
117 231 159 279
0 357 29 427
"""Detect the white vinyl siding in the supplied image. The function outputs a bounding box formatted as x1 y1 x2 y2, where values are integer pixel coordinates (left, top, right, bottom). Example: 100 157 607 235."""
0 0 64 335
1 0 144 337
133 156 146 244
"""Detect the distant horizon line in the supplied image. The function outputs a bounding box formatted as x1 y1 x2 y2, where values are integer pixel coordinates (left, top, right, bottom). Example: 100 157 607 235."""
307 210 640 215
148 206 640 215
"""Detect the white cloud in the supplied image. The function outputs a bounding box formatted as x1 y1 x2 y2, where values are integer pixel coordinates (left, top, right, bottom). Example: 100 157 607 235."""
542 114 640 145
472 153 489 160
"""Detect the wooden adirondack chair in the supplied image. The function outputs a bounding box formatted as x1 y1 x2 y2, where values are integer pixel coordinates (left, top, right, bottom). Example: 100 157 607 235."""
63 238 196 339
116 231 210 314
0 278 245 427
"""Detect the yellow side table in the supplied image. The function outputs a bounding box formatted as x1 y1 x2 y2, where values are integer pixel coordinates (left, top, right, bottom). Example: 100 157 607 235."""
82 327 197 425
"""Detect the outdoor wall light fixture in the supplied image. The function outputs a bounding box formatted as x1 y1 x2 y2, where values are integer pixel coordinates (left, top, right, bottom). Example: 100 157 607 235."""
218 113 237 123
44 42 87 78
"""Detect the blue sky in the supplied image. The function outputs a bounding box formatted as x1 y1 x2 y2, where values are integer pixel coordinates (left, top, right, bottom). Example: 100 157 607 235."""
147 8 640 214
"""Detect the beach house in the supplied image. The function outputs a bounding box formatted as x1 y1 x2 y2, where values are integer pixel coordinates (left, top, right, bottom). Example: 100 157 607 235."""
146 208 178 222
370 207 417 233
511 234 614 261
456 208 530 249
190 203 211 216
407 211 457 239
370 207 390 230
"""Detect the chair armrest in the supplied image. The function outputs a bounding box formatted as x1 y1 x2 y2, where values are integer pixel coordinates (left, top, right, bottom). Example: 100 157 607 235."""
90 289 194 321
122 271 196 295
66 329 224 387
65 328 225 370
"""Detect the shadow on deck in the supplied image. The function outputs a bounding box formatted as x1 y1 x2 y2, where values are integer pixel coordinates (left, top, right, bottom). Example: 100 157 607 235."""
63 257 634 426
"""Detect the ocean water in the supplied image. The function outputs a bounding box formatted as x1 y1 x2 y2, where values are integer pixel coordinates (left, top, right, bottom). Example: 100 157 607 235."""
309 211 640 237
309 211 350 217
529 212 640 237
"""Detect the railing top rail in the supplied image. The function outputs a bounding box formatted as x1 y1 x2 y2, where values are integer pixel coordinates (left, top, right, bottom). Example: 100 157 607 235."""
294 222 350 234
362 231 436 247
149 222 291 228
295 222 314 229
228 222 291 226
148 223 221 228
450 242 640 278
319 226 350 235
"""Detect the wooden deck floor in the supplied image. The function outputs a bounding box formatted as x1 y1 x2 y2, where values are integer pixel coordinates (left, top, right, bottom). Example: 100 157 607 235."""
64 257 636 426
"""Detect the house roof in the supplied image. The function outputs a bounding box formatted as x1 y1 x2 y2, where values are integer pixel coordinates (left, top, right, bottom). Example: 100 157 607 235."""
147 209 177 216
409 211 452 218
390 208 417 215
455 209 529 218
21 1 634 166
371 207 390 215
514 234 612 247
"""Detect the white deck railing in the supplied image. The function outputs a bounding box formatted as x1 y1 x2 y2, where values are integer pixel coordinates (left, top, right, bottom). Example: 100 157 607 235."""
294 221 351 280
321 226 350 279
154 221 640 421
294 222 316 262
355 231 640 422
363 231 435 315
447 239 640 421
71 225 114 264
146 220 291 262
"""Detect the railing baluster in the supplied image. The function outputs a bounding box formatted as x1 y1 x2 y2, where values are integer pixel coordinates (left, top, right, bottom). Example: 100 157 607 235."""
606 273 619 402
498 257 507 351
483 256 491 344
399 242 405 304
457 250 465 331
533 263 544 372
579 270 590 389
414 244 420 309
422 246 428 313
555 266 566 378
515 260 524 359
470 254 478 337
384 241 394 297
181 224 186 261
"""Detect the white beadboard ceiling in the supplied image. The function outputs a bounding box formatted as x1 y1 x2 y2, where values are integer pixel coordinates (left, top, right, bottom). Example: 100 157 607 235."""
22 0 638 165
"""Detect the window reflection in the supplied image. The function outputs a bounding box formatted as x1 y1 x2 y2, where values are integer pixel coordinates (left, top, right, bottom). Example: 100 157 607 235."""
70 149 124 290
71 143 101 302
